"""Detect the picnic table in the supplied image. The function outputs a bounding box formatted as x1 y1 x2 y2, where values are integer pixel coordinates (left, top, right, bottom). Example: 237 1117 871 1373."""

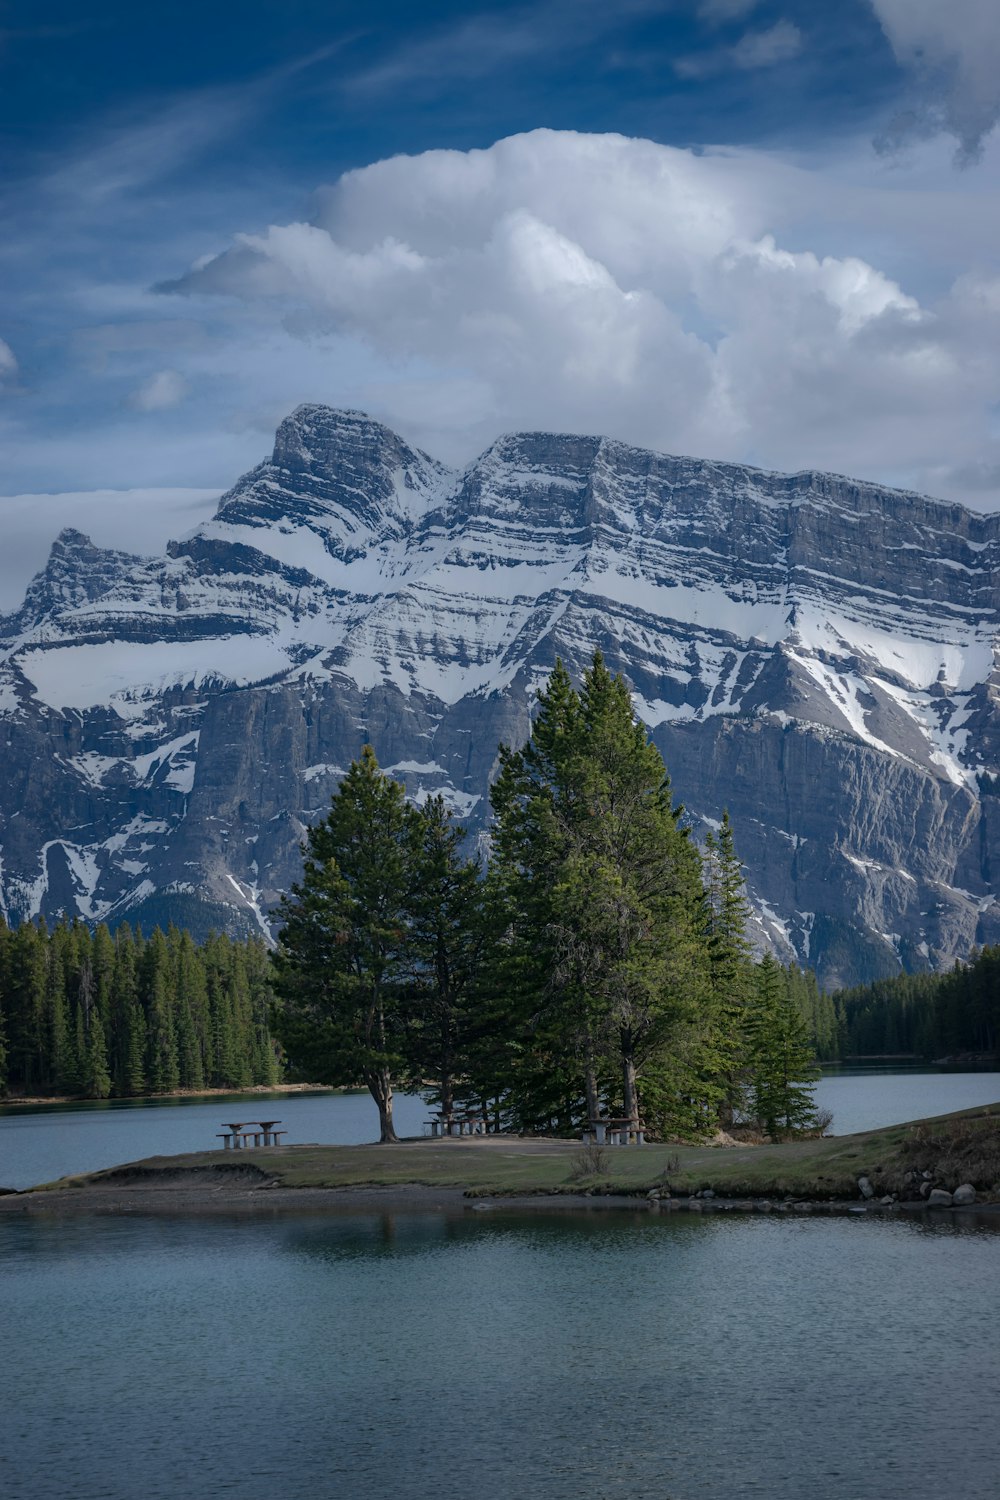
582 1116 646 1146
216 1120 288 1149
424 1109 490 1138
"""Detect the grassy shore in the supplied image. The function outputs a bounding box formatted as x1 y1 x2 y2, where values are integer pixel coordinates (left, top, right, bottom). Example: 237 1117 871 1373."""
19 1102 1000 1204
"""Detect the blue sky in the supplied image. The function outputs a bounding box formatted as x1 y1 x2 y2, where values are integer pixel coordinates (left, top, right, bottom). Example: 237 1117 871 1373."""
1 2 896 171
3 0 1000 598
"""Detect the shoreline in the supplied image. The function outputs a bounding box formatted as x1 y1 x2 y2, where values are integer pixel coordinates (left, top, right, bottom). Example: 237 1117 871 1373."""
2 1179 998 1223
3 1102 998 1221
0 1083 335 1109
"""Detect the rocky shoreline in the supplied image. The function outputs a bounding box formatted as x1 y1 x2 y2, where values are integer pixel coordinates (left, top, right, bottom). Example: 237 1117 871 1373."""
2 1178 998 1223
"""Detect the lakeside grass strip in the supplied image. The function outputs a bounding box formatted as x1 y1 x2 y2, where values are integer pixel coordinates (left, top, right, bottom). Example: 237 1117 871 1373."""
25 1103 1000 1202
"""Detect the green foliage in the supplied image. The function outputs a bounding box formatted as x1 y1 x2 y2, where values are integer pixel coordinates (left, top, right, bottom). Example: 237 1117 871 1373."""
273 745 421 1141
0 660 834 1145
835 946 1000 1060
701 811 756 1123
403 793 485 1115
0 913 277 1100
270 655 818 1144
744 955 820 1136
487 652 735 1137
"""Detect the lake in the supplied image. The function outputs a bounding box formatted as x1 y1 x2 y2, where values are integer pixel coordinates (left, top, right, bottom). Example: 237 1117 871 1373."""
3 1207 999 1500
2 1067 1000 1192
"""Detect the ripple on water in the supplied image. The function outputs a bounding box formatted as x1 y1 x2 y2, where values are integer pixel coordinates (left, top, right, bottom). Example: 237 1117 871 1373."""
2 1210 999 1500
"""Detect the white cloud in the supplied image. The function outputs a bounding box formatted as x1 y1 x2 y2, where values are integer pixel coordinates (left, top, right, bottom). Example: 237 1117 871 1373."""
0 338 18 382
730 20 802 69
872 0 1000 163
164 128 1000 505
0 487 220 613
129 368 189 411
675 20 803 79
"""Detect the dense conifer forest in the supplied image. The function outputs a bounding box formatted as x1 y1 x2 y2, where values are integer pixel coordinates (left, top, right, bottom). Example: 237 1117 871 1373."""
0 918 278 1099
834 951 1000 1060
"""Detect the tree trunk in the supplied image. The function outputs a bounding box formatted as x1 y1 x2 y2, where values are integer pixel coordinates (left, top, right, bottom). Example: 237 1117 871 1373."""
622 1048 638 1125
367 1069 399 1143
584 1063 600 1124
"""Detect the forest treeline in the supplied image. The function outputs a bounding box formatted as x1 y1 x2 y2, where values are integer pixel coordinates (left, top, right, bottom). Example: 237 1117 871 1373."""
273 655 821 1142
834 949 1000 1059
0 919 278 1099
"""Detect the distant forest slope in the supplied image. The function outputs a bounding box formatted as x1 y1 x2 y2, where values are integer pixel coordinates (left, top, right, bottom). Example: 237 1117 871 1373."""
0 916 278 1100
833 947 1000 1060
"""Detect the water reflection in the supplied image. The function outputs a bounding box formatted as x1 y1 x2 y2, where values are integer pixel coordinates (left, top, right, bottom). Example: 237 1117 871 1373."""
3 1210 999 1500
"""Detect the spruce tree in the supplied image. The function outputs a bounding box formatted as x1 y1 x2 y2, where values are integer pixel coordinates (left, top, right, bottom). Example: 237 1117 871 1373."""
83 1006 112 1099
745 955 820 1137
273 745 417 1142
702 812 755 1125
490 653 712 1131
404 794 484 1118
8 921 48 1092
488 659 600 1125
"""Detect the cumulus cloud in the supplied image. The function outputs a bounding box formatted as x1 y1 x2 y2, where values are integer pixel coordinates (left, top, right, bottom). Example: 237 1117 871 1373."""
872 0 1000 164
163 129 1000 501
0 338 18 382
129 368 189 411
676 19 802 77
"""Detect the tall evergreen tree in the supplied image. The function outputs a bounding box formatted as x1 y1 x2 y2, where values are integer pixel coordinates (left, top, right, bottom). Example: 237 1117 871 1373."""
702 812 755 1125
490 652 711 1130
83 1005 112 1099
745 955 820 1137
404 795 484 1118
272 745 416 1142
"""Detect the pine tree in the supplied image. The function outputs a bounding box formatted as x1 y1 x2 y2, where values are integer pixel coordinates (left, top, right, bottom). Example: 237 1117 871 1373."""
47 946 72 1093
8 921 49 1092
139 929 179 1094
110 925 142 1096
404 794 484 1117
91 923 116 1031
83 1005 111 1099
702 811 755 1125
272 745 417 1142
490 653 712 1132
124 998 146 1096
488 659 600 1125
745 955 820 1137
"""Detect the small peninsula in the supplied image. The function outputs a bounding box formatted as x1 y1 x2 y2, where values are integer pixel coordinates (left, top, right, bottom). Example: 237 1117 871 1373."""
5 1104 998 1219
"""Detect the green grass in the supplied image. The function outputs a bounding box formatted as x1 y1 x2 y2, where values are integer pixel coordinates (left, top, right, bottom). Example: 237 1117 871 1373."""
37 1102 1000 1201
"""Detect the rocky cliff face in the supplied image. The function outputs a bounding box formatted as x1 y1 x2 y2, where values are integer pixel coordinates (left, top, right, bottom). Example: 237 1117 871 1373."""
3 404 1000 987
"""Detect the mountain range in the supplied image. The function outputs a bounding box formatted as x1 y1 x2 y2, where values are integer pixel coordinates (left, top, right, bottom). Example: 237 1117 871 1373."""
3 403 1000 988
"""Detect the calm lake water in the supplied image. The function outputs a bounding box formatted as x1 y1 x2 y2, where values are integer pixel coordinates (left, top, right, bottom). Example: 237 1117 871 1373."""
3 1209 999 1500
2 1069 1000 1191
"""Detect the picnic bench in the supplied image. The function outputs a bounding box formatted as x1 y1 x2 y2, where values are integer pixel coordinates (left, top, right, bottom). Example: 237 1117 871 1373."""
216 1120 288 1149
424 1109 491 1138
582 1116 646 1146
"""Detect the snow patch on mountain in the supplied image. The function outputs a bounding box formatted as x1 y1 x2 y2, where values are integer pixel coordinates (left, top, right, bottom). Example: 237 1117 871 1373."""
5 405 1000 980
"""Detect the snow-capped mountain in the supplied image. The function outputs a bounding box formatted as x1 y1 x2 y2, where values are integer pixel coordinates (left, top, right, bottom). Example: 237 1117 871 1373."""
4 403 1000 986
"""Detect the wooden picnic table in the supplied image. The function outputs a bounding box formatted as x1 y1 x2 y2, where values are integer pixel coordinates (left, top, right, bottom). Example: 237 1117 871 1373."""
217 1120 287 1149
583 1116 646 1146
425 1110 490 1138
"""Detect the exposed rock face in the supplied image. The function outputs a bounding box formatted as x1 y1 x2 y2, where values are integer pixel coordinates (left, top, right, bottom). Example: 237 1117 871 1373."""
3 404 1000 985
